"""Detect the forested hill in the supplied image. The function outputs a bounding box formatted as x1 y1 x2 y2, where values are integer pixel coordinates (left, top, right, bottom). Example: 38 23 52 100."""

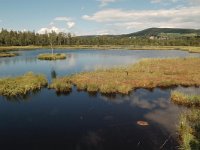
121 28 200 37
0 28 200 46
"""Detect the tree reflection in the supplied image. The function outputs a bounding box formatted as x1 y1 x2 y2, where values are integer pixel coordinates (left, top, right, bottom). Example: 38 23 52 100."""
56 90 72 97
51 68 57 79
1 89 41 103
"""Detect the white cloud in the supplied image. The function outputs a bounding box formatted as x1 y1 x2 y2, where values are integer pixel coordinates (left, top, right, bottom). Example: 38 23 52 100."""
54 17 72 22
150 0 179 3
98 0 118 7
150 0 200 5
67 21 75 29
82 6 200 33
38 26 67 34
188 0 200 5
38 16 76 34
49 22 54 26
54 16 76 29
0 19 2 23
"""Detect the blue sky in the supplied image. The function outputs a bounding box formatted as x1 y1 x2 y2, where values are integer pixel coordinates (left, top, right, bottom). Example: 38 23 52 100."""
0 0 199 35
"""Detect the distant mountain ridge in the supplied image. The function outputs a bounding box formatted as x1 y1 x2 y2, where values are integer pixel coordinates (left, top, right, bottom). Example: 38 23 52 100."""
78 28 200 38
121 28 200 37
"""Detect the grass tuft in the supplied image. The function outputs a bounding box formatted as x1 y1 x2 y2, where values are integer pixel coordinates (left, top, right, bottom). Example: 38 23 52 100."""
49 58 200 94
49 77 72 93
179 109 200 150
38 53 66 60
0 52 17 57
0 72 47 97
171 91 200 107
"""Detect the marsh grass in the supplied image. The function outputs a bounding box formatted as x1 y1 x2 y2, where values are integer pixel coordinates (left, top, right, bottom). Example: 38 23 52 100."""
0 52 17 57
38 53 66 60
48 77 72 93
171 91 200 107
179 109 200 150
1 45 200 53
50 57 200 94
0 72 47 97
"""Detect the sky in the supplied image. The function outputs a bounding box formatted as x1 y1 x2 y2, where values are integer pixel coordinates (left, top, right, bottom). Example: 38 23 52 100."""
0 0 200 35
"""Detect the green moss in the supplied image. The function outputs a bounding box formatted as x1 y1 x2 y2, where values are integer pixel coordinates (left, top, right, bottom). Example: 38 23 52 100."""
0 72 47 97
38 53 66 60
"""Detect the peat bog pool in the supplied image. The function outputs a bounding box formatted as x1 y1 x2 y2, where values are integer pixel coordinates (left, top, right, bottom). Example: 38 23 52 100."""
0 49 200 150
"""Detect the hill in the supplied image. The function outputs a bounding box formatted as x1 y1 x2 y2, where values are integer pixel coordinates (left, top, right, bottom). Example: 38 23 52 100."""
122 28 200 37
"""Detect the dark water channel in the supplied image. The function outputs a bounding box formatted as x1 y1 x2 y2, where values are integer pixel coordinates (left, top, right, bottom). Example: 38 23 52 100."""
0 49 200 150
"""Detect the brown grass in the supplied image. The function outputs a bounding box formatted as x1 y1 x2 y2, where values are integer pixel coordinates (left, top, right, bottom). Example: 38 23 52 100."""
0 46 200 53
179 109 200 150
0 72 48 97
38 53 66 60
171 91 200 107
50 57 200 94
0 52 17 57
48 77 72 93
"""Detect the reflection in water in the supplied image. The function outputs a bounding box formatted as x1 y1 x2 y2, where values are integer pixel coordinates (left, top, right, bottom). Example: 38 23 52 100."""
0 56 37 66
100 88 186 142
1 89 41 103
174 86 200 95
1 49 200 80
56 90 72 97
78 131 103 149
56 54 76 71
51 68 57 79
1 49 200 150
88 92 98 97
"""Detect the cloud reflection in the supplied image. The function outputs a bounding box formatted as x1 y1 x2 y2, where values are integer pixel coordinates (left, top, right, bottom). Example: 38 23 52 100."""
100 88 186 137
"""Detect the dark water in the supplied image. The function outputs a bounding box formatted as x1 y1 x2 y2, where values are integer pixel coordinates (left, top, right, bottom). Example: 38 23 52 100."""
0 49 199 150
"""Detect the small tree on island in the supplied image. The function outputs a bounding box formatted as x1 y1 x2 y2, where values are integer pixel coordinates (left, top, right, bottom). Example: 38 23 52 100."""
48 31 57 55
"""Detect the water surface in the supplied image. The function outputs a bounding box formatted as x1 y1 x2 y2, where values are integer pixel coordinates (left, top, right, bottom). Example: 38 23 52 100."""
0 49 199 150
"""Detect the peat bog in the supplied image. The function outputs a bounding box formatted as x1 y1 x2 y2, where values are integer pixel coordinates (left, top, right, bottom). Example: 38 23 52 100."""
0 49 200 150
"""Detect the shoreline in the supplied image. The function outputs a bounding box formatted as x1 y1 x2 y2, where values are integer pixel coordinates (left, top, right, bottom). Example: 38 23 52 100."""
0 45 200 53
49 57 200 94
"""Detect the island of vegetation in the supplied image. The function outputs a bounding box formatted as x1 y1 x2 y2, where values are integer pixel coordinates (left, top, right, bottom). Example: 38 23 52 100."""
50 57 200 94
0 52 17 57
38 53 66 60
0 72 48 97
49 77 72 93
171 91 200 106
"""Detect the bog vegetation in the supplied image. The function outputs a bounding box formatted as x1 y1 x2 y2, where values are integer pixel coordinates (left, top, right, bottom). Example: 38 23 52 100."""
171 91 200 106
49 77 72 93
0 52 17 57
170 91 200 149
179 109 200 150
38 53 66 60
0 72 47 97
50 57 200 94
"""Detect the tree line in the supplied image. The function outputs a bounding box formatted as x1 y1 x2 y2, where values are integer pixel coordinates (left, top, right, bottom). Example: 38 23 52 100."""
0 28 200 46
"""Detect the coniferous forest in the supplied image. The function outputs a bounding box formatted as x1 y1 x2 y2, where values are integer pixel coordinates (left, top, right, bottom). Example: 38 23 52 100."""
0 28 200 46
